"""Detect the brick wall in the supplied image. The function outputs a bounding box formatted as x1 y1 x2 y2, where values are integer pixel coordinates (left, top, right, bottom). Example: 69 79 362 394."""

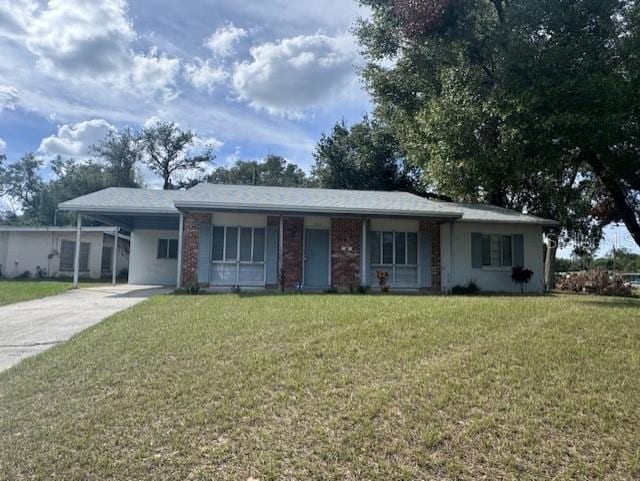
282 216 303 289
331 218 361 291
420 220 441 292
181 212 211 287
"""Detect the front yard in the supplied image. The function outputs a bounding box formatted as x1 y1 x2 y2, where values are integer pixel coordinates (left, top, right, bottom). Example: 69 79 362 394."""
0 294 639 480
0 280 71 306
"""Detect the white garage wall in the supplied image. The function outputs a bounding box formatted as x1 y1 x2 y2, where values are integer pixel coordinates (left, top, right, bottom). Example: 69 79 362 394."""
441 222 545 293
0 230 105 279
129 229 178 285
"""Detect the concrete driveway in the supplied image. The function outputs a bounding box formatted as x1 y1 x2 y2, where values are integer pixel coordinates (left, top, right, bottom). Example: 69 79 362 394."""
0 285 170 372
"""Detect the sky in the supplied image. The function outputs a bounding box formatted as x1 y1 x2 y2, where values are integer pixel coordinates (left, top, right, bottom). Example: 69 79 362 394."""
0 0 637 257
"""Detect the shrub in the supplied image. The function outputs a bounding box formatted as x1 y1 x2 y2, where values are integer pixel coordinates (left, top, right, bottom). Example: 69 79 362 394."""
451 280 480 295
556 269 634 297
376 270 390 293
511 266 534 293
185 282 201 295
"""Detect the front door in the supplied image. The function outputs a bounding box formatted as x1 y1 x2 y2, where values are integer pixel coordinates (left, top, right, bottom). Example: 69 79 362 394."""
304 229 329 288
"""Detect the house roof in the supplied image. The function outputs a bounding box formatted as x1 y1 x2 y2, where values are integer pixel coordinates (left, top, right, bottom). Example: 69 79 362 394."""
58 183 559 225
0 225 130 239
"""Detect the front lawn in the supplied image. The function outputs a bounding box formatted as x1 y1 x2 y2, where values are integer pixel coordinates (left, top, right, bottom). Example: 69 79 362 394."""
0 280 71 306
1 294 639 480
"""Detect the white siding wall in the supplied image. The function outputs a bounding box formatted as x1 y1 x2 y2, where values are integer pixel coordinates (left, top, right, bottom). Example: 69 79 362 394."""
129 229 178 285
0 230 105 278
440 221 545 293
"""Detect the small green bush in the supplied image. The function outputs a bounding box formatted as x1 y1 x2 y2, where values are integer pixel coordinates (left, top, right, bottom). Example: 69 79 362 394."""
451 281 480 295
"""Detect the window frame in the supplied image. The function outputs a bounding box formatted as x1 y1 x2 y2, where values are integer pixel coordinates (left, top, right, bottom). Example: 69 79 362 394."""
210 225 267 285
156 238 178 260
59 239 91 272
481 234 513 268
370 230 419 286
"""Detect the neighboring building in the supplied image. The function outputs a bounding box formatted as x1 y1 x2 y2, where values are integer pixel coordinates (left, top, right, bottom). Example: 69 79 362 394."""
58 183 558 293
0 226 129 280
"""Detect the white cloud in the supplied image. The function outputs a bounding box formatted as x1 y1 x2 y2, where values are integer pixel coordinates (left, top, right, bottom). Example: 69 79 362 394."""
129 50 180 102
26 0 135 77
0 85 19 112
0 138 6 152
231 33 358 117
205 23 247 58
0 0 36 38
38 119 116 157
184 58 229 92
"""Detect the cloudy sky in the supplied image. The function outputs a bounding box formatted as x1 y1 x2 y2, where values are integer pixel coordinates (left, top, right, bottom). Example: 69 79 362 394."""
0 0 637 256
0 0 369 171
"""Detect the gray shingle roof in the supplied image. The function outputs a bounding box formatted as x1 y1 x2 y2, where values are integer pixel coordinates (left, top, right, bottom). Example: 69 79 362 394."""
58 187 185 214
59 183 558 225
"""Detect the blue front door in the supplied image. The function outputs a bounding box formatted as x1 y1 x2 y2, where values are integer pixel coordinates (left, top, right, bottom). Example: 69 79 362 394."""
304 229 329 288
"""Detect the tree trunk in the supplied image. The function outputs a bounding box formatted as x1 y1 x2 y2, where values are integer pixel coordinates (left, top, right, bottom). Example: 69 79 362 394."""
587 153 640 249
544 240 557 292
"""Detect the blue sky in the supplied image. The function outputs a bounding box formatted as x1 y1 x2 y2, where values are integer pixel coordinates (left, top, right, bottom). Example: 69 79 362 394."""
0 0 637 257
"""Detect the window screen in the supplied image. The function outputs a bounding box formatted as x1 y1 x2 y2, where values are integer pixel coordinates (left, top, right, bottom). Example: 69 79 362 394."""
239 227 252 261
253 228 265 262
60 240 89 270
212 226 224 261
407 233 418 265
382 232 394 264
225 227 238 261
395 232 406 265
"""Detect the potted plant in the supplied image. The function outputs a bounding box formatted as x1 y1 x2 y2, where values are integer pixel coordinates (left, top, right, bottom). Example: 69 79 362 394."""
511 266 534 293
376 270 390 293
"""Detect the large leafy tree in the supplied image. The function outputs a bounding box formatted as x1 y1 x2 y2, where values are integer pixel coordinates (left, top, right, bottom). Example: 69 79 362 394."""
357 0 640 252
141 121 215 189
91 127 143 188
208 155 309 187
0 153 43 222
311 117 420 193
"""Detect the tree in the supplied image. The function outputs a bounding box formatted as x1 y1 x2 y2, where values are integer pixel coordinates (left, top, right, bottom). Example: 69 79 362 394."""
311 117 420 193
356 0 640 253
37 157 118 225
0 153 43 222
208 155 309 187
141 121 215 189
91 127 142 188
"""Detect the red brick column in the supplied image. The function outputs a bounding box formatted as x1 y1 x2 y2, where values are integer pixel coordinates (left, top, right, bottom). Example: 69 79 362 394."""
420 220 441 292
181 212 211 287
331 218 361 291
282 216 303 289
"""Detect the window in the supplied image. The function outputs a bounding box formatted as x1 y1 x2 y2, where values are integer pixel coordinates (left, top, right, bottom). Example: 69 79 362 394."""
210 226 267 285
370 230 419 286
481 234 512 267
60 240 90 271
157 239 178 259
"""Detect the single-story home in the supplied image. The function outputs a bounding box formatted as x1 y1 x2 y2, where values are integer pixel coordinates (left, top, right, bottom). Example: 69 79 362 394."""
58 183 558 293
0 226 129 280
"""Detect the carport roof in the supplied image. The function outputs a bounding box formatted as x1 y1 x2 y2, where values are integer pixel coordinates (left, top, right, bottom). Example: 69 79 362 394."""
58 183 559 225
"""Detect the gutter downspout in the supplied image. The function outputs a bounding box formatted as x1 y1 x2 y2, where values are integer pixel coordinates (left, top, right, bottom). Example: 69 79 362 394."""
278 215 284 291
112 227 119 286
72 214 82 289
176 212 184 289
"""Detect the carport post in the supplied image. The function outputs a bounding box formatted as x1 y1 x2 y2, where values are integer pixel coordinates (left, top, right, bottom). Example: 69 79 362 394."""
72 214 82 289
176 212 184 289
112 227 119 286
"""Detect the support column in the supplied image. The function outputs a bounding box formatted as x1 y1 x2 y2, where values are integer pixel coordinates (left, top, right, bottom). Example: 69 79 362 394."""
361 219 367 287
278 215 284 289
72 214 82 289
111 227 119 286
176 212 184 288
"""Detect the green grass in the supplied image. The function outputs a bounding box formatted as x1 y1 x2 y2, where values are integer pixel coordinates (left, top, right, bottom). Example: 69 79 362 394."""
1 294 639 480
0 280 72 306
